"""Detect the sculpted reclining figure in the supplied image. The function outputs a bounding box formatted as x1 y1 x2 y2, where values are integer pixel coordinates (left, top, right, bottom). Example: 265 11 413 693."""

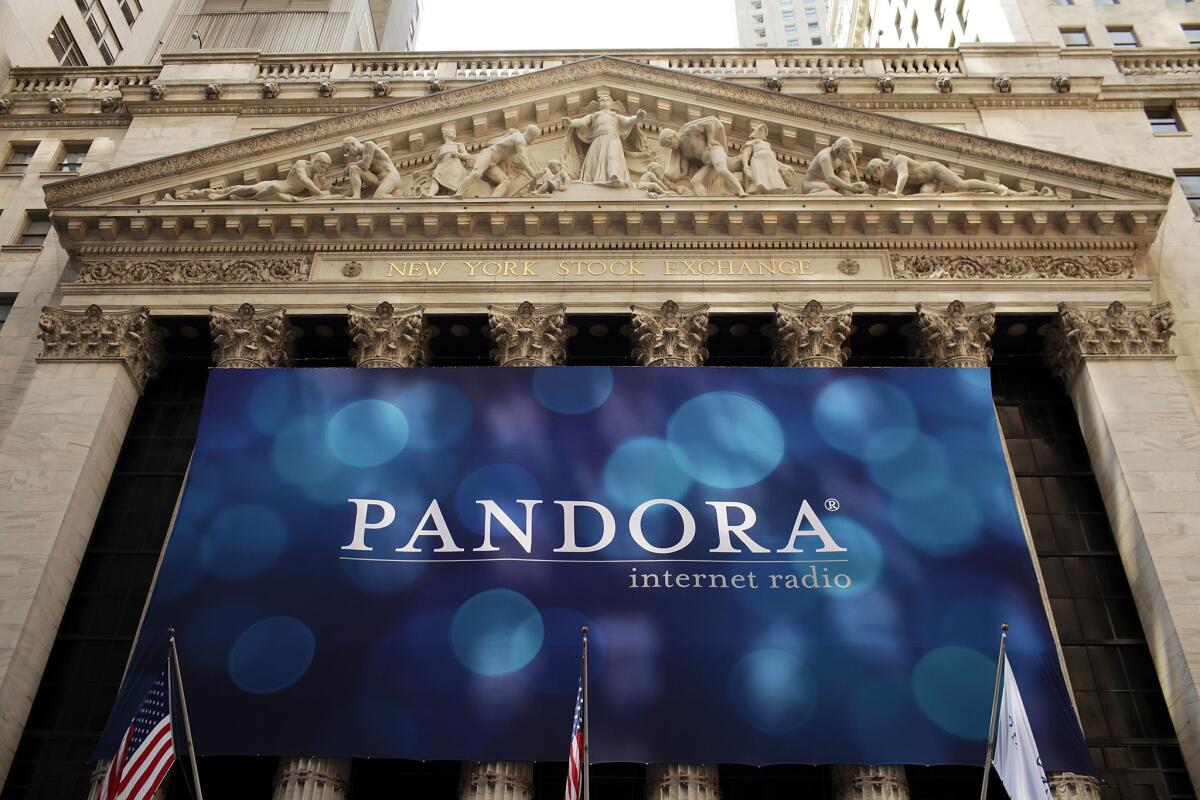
165 153 333 202
865 153 1050 196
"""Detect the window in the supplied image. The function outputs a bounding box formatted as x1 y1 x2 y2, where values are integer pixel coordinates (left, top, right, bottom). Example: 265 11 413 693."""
1108 26 1139 46
57 143 89 173
1095 0 1119 5
1051 0 1074 6
753 13 764 22
782 10 794 20
811 36 822 43
1177 172 1200 215
956 0 968 27
1061 27 1092 45
47 17 85 66
806 6 818 16
809 21 820 31
3 144 36 174
119 0 142 25
18 213 52 247
785 24 798 33
0 299 10 331
1184 24 1200 46
787 38 800 46
1146 105 1183 133
75 0 123 65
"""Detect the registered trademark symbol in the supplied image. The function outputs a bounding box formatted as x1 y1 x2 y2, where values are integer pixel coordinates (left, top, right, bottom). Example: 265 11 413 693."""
824 498 840 512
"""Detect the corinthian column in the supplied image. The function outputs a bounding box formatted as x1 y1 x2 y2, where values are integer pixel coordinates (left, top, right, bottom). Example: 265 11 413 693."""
646 763 720 800
1048 771 1102 800
209 303 296 368
487 301 570 366
773 300 852 367
831 765 909 800
630 301 711 366
272 757 351 800
460 761 534 800
347 302 431 368
907 300 996 368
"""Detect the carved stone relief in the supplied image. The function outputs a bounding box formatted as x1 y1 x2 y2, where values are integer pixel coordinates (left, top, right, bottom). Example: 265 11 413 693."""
773 300 853 368
38 304 165 391
488 301 570 366
907 300 996 368
165 155 333 202
658 117 746 197
412 126 473 197
1044 300 1175 383
347 302 431 368
98 96 121 113
865 154 1050 196
893 254 1135 279
262 80 281 99
76 257 312 284
210 303 297 368
630 300 711 367
560 90 648 188
453 125 543 198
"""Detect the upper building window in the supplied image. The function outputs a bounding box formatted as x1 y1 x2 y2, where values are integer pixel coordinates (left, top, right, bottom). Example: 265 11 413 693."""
3 144 37 174
787 38 800 46
1061 27 1092 45
785 24 798 33
783 10 795 20
75 0 123 65
1107 26 1139 46
18 212 52 247
1051 0 1074 6
1184 24 1200 45
1177 172 1200 215
1146 105 1184 133
806 6 818 16
753 13 764 22
47 18 85 66
809 21 821 31
811 35 823 44
0 298 10 331
57 143 89 173
1094 0 1118 5
119 0 142 25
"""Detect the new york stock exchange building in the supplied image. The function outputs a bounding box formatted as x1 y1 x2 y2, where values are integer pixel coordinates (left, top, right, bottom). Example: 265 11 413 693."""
1 45 1199 800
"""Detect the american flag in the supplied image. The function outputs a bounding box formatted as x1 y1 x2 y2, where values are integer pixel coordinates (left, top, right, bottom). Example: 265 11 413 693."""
564 676 585 800
100 664 176 800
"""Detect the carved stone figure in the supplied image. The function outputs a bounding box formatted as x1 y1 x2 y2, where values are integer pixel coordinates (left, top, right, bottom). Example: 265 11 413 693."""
865 153 1036 196
533 160 569 194
209 303 296 368
342 136 404 199
149 84 167 101
763 76 782 92
876 75 895 93
0 97 12 114
559 91 648 187
801 136 865 195
773 300 852 368
636 161 677 198
1051 75 1071 93
907 300 996 368
428 79 446 93
372 79 392 97
487 302 570 366
741 122 792 195
413 126 474 197
630 301 711 367
38 304 164 391
205 83 223 100
347 302 431 368
934 75 953 93
48 96 65 114
820 74 839 93
658 117 745 197
318 80 336 97
261 80 281 99
98 96 121 113
993 75 1012 93
452 125 542 198
166 153 333 202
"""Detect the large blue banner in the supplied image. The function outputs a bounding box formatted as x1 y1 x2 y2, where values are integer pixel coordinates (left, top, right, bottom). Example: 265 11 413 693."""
103 367 1093 770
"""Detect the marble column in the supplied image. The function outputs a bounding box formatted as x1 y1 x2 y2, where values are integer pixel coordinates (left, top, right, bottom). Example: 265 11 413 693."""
272 757 351 800
773 300 852 367
906 300 996 368
487 301 571 366
347 301 431 368
0 306 162 783
209 303 296 368
1045 301 1200 789
460 761 534 800
632 302 716 798
630 301 711 367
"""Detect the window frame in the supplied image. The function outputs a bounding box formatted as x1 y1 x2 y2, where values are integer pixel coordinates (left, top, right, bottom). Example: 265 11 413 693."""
75 0 123 65
2 144 38 175
16 211 53 247
119 0 142 25
1146 105 1185 134
1184 24 1200 46
1061 27 1092 46
1107 25 1140 47
47 17 86 66
1177 171 1200 217
56 142 90 174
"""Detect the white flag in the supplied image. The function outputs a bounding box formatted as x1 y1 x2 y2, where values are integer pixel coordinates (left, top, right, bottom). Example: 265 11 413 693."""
993 655 1052 800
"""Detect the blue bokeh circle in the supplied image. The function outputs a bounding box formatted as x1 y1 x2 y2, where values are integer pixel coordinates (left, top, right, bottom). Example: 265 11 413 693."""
912 645 994 739
604 437 692 509
533 368 614 415
326 399 409 467
228 616 316 694
200 504 288 581
451 589 544 676
728 648 817 733
667 392 785 489
813 378 919 461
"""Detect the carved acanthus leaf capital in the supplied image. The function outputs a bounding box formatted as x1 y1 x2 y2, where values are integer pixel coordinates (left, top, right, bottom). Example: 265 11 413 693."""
347 302 431 368
831 765 910 800
773 300 853 368
488 301 571 366
38 304 164 392
631 301 711 367
209 303 297 368
1044 301 1175 384
907 300 996 368
1048 772 1102 800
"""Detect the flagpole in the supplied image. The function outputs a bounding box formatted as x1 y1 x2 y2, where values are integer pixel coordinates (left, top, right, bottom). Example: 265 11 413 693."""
581 626 591 800
979 623 1008 800
168 629 205 800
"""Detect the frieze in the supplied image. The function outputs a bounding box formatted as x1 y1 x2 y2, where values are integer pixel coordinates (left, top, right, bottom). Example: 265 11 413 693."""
42 57 1174 207
76 257 313 284
892 254 1135 279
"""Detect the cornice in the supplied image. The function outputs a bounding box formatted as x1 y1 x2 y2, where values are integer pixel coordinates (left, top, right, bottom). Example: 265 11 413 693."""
42 56 1175 208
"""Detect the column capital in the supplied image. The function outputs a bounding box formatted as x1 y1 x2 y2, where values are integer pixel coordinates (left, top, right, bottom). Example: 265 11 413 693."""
37 304 164 392
1048 772 1102 800
347 301 431 368
487 301 570 366
460 761 534 800
274 757 350 800
210 303 297 368
831 764 910 800
907 300 996 368
1045 300 1175 384
631 301 711 367
773 300 853 368
646 763 721 800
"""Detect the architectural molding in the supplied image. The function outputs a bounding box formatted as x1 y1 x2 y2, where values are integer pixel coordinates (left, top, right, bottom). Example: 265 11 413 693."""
209 303 297 368
346 301 431 368
273 756 350 800
487 301 571 366
907 300 996 367
631 301 711 367
830 764 910 800
893 254 1136 279
646 764 721 800
1048 772 1102 800
76 257 313 284
36 304 165 392
773 300 853 367
1044 300 1175 384
460 761 533 800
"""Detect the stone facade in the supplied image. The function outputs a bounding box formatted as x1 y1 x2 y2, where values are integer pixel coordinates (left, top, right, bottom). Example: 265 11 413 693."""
0 42 1199 800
